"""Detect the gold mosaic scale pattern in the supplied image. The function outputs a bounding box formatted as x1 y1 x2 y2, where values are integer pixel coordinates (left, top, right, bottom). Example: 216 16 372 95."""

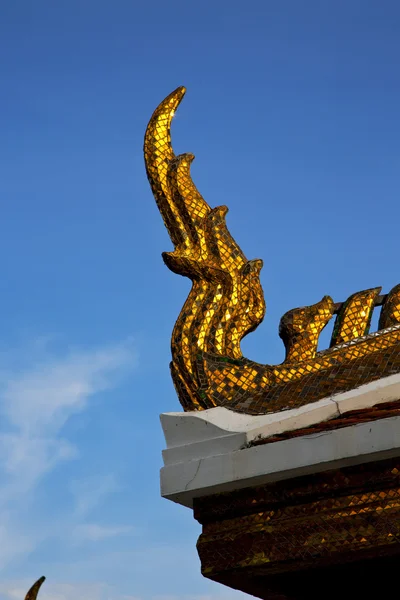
144 88 400 414
194 458 400 596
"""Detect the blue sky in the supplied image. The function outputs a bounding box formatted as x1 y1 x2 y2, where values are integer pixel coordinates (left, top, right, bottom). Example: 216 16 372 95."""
0 0 399 598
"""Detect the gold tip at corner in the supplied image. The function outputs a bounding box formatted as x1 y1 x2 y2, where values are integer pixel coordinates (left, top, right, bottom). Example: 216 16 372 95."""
161 85 186 110
24 577 46 600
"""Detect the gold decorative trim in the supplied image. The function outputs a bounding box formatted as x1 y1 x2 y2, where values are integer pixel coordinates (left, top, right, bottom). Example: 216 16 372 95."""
194 458 400 598
144 88 400 414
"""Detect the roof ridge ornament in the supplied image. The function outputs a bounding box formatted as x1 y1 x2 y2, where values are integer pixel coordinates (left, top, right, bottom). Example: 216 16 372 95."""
144 87 400 415
24 577 45 600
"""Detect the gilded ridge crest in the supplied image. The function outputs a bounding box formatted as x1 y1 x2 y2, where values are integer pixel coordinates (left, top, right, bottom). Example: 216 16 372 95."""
144 87 400 414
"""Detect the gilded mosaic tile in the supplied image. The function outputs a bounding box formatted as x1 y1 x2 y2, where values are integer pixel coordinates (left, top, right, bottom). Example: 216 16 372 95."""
194 458 400 581
144 87 400 414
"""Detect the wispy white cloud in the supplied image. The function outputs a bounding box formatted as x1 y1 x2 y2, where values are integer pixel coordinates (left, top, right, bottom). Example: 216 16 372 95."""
153 596 248 600
0 339 136 570
0 580 248 600
0 343 134 437
0 341 246 600
70 523 134 544
0 580 108 600
69 474 120 518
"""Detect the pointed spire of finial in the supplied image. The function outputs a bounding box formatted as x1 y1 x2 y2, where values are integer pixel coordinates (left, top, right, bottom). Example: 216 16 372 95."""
24 577 46 600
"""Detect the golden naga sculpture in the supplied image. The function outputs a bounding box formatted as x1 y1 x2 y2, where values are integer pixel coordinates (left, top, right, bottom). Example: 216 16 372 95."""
144 87 400 415
24 577 45 600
